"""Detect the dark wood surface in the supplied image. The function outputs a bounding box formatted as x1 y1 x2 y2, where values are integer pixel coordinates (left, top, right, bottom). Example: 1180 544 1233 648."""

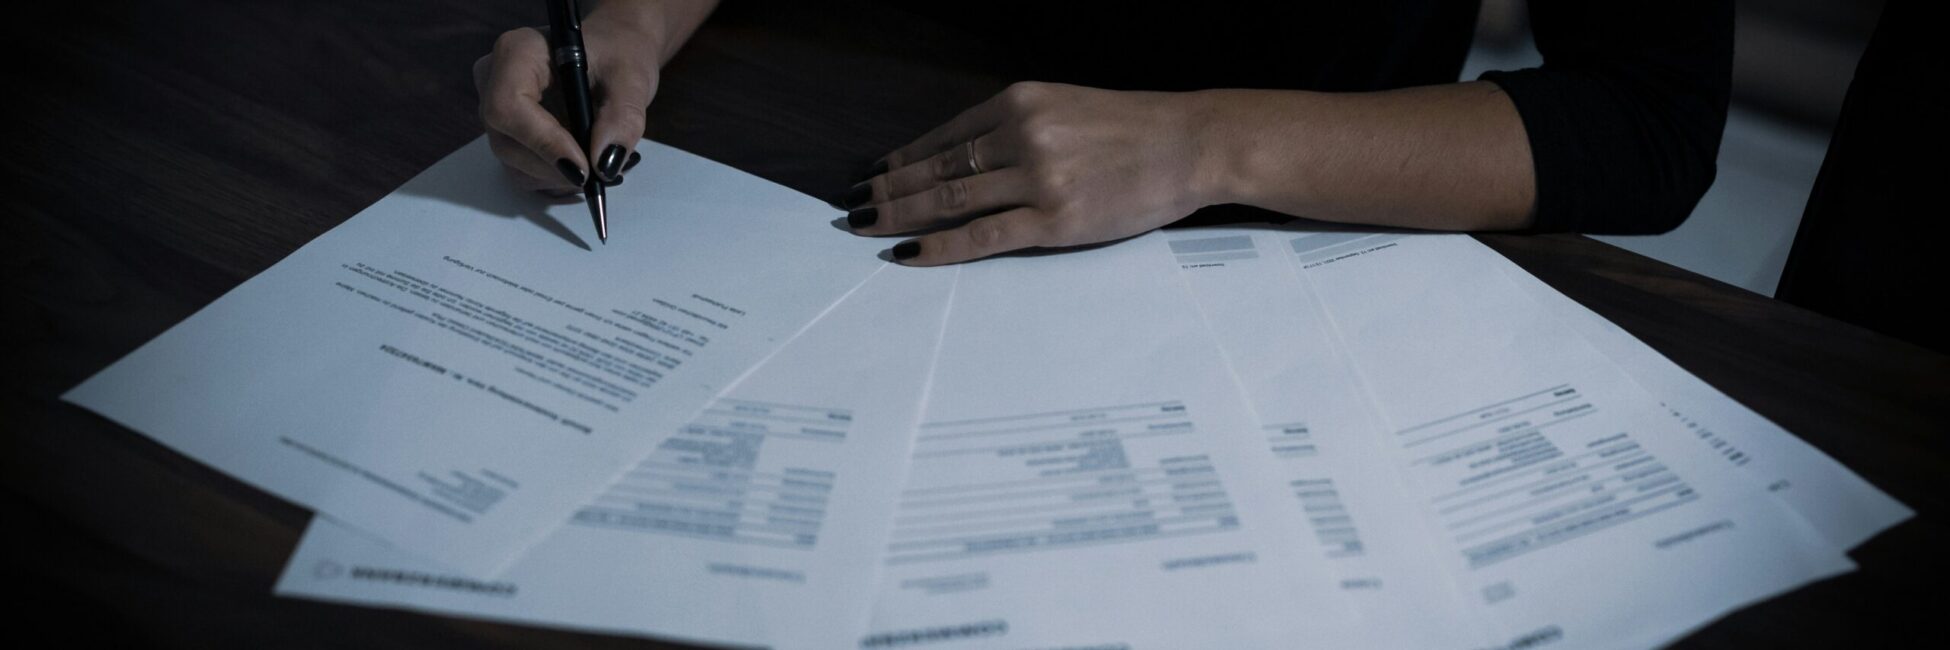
4 1 1945 647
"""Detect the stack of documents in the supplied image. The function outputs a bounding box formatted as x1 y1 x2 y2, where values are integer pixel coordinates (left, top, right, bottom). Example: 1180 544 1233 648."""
67 139 1911 649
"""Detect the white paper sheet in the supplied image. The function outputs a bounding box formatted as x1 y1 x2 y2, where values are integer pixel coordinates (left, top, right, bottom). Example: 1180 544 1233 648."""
1271 228 1852 647
1484 249 1913 551
1175 225 1908 551
273 262 959 648
1168 230 1492 647
65 137 889 574
860 236 1351 649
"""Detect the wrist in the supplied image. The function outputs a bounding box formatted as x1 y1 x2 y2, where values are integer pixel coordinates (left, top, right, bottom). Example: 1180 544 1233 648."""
590 1 692 66
1180 90 1257 209
1186 90 1336 214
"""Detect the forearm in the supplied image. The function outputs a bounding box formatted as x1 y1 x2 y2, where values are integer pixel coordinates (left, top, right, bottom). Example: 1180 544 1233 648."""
595 0 718 66
1191 82 1536 231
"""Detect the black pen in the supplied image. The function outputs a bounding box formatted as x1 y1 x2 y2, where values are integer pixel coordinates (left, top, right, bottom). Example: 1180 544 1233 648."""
546 0 606 244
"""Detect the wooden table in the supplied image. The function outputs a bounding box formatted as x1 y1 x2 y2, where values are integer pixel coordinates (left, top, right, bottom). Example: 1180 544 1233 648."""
6 1 1945 647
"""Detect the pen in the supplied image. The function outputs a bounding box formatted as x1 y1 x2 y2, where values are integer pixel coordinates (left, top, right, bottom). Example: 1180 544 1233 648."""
546 0 606 244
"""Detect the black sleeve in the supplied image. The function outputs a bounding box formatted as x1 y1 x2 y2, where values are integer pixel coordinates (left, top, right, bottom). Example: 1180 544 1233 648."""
1477 0 1734 234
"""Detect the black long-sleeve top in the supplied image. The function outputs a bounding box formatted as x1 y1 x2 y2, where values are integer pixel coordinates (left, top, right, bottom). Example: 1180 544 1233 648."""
890 0 1736 234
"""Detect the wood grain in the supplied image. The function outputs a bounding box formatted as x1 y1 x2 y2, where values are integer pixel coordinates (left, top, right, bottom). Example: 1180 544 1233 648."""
3 1 1944 647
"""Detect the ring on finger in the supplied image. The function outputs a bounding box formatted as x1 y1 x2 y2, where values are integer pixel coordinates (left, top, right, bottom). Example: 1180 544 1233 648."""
965 140 984 175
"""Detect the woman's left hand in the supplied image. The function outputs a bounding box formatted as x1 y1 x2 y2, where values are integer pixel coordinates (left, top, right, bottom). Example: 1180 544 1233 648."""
842 82 1223 266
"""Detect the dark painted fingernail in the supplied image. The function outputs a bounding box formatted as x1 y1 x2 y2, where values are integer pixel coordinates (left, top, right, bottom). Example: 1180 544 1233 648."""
892 240 921 260
842 182 874 210
866 158 888 178
847 206 878 229
556 158 586 185
596 144 628 182
622 151 642 173
603 174 623 187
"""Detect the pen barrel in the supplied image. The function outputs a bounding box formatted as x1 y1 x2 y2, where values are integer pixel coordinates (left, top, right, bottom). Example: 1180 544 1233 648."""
546 0 595 147
551 46 595 145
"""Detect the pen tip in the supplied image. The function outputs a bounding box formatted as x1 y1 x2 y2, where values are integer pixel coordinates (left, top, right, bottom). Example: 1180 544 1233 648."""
587 186 608 247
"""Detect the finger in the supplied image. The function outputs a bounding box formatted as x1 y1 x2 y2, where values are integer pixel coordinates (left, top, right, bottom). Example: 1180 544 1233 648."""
891 207 1048 266
587 65 657 182
851 167 1032 236
878 86 1023 171
477 29 589 178
869 134 1017 204
489 131 582 191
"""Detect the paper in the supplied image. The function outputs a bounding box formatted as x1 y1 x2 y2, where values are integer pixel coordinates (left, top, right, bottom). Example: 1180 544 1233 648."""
65 137 889 574
1169 230 1489 647
1484 252 1913 551
860 236 1351 649
1176 225 1907 552
1181 226 1853 647
274 262 959 648
131 130 1889 648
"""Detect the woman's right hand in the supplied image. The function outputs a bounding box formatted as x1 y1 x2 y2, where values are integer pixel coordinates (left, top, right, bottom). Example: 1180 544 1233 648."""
474 5 674 195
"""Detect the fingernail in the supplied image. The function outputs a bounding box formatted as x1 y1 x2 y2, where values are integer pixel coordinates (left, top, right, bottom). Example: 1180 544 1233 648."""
865 158 889 178
556 158 586 185
596 144 628 182
603 174 624 187
622 151 642 173
847 207 878 229
892 240 920 260
842 182 874 210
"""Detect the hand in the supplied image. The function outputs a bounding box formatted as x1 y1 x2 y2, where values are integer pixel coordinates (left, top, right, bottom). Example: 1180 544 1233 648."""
842 82 1221 265
474 10 663 195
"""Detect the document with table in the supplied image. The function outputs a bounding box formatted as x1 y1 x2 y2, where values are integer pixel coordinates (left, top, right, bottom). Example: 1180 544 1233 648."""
1168 226 1898 648
276 263 958 649
64 137 889 574
1172 230 1491 647
859 235 1351 648
67 137 1908 648
1487 253 1913 552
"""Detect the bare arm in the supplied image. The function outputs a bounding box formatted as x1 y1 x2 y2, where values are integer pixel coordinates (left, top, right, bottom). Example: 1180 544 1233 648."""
843 80 1538 265
843 0 1732 265
1193 82 1535 232
598 0 716 69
